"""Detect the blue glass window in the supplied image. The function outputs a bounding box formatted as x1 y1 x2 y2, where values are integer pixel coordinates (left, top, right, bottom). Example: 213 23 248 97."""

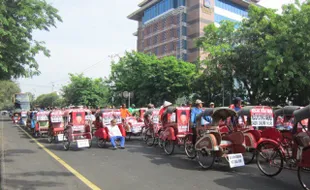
182 26 186 36
182 40 187 49
214 14 239 23
142 0 187 24
170 42 175 51
155 47 159 55
214 14 240 29
182 53 187 61
154 35 158 44
215 0 248 17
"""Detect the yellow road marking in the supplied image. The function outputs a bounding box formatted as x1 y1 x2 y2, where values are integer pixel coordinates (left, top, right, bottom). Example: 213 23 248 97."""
17 125 102 190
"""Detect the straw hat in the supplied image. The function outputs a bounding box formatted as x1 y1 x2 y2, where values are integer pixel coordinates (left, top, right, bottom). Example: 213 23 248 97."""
195 99 204 104
163 101 172 107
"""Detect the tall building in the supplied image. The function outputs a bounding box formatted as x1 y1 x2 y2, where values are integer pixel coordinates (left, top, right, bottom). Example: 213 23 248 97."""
128 0 260 63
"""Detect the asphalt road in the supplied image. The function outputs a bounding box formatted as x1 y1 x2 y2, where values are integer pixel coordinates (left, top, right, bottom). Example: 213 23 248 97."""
0 116 304 190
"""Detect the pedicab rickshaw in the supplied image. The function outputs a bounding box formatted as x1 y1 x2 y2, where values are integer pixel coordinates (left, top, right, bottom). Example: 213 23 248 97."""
158 107 191 155
274 106 304 132
34 111 50 137
62 108 93 150
236 106 274 164
123 116 145 140
137 108 147 122
184 108 230 159
256 105 310 190
93 110 126 148
194 107 247 169
20 111 28 126
11 110 21 124
47 110 65 143
143 109 162 146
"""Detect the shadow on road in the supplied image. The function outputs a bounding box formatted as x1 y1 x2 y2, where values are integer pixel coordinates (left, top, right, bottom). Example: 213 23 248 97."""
126 142 202 171
213 171 299 190
4 178 64 190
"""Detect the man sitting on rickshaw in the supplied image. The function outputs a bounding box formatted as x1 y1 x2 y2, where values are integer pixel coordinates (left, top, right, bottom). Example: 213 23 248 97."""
159 101 173 123
190 99 204 145
107 119 125 150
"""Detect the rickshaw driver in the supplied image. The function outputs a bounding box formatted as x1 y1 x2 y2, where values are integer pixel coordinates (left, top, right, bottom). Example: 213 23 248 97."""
107 119 125 150
159 101 173 123
120 104 131 119
120 104 131 131
190 99 204 145
229 97 243 125
229 97 242 111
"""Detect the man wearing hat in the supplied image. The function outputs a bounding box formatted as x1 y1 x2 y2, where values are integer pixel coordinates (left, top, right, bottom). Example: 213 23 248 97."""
229 97 242 111
209 102 214 108
159 101 172 123
190 99 204 145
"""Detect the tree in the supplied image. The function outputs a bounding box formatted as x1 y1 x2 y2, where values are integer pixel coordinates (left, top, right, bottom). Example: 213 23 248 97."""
33 92 62 108
197 0 310 105
109 51 196 106
62 74 109 107
0 0 62 80
0 80 21 110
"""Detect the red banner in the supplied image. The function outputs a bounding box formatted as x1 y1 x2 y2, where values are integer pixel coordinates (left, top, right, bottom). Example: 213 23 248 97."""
177 108 190 133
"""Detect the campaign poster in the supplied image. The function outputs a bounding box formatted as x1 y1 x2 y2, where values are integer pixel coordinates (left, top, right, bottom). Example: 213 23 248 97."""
72 112 85 125
250 107 273 127
177 108 190 133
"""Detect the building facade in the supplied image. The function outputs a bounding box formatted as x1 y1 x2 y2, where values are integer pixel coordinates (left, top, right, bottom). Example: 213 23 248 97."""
128 0 260 63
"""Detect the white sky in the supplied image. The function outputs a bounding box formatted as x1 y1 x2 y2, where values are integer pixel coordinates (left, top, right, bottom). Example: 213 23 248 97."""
17 0 300 97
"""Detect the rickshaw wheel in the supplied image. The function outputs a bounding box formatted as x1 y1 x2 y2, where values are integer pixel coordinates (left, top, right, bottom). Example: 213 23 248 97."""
298 166 310 190
88 139 92 148
256 142 284 177
243 150 255 165
47 133 53 143
184 134 196 159
97 138 107 148
63 132 70 151
146 128 155 147
196 149 215 169
141 127 148 142
163 140 175 155
33 131 40 138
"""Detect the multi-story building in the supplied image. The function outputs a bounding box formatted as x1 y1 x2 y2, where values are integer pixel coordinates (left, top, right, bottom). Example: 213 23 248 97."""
128 0 261 63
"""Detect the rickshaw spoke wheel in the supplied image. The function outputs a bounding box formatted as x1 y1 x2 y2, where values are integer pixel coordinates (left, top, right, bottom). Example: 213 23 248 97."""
142 128 149 143
163 140 175 155
158 138 164 148
146 128 155 146
184 134 196 159
47 133 53 144
196 150 215 169
298 166 310 190
243 150 255 165
256 142 283 177
97 138 106 148
63 132 70 151
141 127 148 142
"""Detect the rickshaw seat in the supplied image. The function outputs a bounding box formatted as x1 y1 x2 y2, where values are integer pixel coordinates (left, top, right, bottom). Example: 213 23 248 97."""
295 132 310 147
53 128 64 132
222 131 244 145
220 140 232 147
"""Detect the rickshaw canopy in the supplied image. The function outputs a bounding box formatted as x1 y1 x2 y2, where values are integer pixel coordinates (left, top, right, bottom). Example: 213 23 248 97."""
293 105 310 124
237 106 273 117
274 106 301 118
212 107 237 124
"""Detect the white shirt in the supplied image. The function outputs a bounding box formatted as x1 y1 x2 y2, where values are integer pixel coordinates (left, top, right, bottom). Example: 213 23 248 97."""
107 125 122 137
